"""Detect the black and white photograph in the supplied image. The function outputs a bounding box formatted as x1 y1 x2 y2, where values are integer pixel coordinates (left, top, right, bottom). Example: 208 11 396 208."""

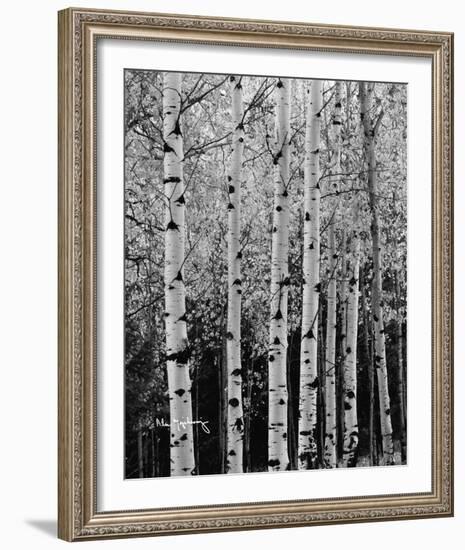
124 70 407 478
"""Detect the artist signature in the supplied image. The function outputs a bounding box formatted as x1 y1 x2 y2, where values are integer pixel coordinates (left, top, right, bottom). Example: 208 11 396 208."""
155 417 211 434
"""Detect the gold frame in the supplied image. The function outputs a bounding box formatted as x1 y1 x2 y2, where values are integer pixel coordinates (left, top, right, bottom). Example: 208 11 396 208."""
58 6 454 541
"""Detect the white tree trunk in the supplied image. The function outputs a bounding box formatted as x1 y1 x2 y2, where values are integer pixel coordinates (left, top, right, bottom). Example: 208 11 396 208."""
163 72 195 476
338 229 348 459
226 75 244 473
324 222 338 468
298 80 322 470
395 268 407 463
359 82 394 465
324 82 342 469
342 216 361 467
268 79 291 472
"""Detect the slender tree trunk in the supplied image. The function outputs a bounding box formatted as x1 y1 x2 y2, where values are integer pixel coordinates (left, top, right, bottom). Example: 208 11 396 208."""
222 338 228 471
324 82 342 469
324 222 338 468
151 428 157 477
150 429 155 477
194 365 200 473
217 354 222 472
298 80 322 470
338 229 348 461
226 76 245 473
342 219 361 467
244 359 253 472
360 268 375 466
137 428 144 478
163 72 195 476
218 330 227 474
395 270 407 463
402 345 407 437
359 82 394 465
318 323 326 466
143 432 149 479
287 350 297 469
268 78 291 472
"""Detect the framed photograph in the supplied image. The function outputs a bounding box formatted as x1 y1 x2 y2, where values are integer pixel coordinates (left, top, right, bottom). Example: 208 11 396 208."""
58 7 453 541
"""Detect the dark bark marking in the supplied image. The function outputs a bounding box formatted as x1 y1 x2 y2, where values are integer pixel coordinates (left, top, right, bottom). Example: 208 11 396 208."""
273 309 283 320
172 120 182 136
163 176 181 184
166 220 179 231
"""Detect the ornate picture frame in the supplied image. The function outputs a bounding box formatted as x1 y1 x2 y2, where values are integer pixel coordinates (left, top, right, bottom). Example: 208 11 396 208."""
58 7 453 541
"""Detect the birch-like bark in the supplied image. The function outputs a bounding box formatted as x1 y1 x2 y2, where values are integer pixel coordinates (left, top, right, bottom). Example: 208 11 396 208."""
395 269 407 463
338 229 348 460
298 80 322 470
342 212 361 467
359 82 394 465
268 78 291 472
163 72 195 476
244 360 253 472
226 75 245 473
324 82 342 469
360 267 375 465
324 222 337 468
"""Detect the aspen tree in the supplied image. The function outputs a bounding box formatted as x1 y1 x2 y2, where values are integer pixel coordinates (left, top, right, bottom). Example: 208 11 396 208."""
359 82 395 465
268 78 291 472
298 80 322 470
395 267 407 463
342 204 361 467
324 81 342 469
226 75 245 473
163 72 195 476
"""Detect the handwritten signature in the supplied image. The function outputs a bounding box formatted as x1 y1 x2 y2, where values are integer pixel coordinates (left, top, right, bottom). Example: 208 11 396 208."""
155 417 211 434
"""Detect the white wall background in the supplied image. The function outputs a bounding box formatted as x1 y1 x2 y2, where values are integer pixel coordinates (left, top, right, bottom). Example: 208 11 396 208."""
0 1 461 548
